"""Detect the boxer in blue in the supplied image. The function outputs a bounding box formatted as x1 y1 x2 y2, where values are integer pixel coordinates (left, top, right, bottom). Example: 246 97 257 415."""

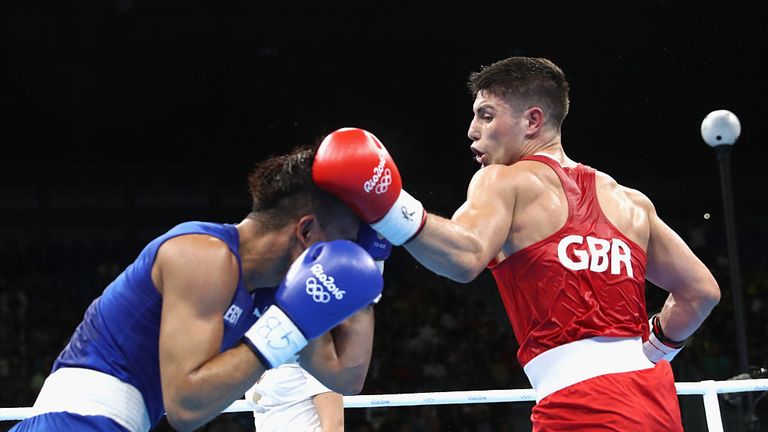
245 224 392 432
9 146 383 432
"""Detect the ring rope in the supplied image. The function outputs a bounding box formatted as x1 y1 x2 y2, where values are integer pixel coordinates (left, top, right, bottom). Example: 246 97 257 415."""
2 378 766 431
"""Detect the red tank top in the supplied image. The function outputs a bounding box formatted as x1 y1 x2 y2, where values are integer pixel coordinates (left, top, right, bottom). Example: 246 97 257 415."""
488 155 649 367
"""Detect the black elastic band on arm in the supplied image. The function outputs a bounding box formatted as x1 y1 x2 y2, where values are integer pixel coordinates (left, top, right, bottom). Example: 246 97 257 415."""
652 314 685 347
241 337 274 369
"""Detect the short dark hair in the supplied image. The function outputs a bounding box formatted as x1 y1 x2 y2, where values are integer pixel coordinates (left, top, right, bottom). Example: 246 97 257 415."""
247 146 349 229
468 57 570 129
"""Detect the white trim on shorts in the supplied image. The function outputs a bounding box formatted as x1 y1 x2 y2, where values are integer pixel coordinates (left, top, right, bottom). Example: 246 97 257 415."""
32 367 151 432
523 336 654 403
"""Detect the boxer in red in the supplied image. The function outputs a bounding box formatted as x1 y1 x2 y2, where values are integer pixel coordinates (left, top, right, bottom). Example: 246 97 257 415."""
312 56 721 431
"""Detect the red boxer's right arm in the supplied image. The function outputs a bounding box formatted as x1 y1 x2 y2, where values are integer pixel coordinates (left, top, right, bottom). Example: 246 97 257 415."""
313 128 426 246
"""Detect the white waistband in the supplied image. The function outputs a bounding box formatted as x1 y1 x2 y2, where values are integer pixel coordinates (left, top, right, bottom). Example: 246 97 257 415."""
523 336 654 402
32 368 151 432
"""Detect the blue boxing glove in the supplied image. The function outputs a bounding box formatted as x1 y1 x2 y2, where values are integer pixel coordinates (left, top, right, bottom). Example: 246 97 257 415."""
357 223 392 305
242 240 383 368
357 223 393 275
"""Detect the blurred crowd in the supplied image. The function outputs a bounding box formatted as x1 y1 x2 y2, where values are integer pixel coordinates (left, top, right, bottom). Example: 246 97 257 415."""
1 217 766 431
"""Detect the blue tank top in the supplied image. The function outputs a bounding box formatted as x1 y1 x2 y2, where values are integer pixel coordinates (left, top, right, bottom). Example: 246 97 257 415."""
52 221 276 427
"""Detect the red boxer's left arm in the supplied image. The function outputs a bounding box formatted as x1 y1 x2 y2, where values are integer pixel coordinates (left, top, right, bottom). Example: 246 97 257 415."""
642 313 685 363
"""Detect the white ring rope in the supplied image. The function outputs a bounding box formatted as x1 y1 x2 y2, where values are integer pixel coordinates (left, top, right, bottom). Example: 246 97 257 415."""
1 378 766 432
1 378 766 428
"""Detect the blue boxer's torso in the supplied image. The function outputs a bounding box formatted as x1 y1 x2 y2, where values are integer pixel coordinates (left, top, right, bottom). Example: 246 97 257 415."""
52 221 275 428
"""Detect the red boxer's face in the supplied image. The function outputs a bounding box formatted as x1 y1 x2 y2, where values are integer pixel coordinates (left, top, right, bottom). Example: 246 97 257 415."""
467 92 529 167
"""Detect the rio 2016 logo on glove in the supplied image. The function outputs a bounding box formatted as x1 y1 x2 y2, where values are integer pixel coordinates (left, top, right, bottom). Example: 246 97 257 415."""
305 264 346 303
363 150 392 195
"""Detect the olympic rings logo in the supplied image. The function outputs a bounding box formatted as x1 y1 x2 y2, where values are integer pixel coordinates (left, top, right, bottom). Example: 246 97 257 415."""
363 151 392 195
374 168 392 194
305 277 332 303
304 263 346 302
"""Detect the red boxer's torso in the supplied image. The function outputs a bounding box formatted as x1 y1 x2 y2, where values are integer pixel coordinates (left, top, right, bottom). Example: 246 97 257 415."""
488 155 649 367
488 155 683 430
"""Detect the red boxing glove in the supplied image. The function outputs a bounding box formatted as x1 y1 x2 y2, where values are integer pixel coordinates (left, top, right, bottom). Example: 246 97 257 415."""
313 127 426 245
642 314 684 363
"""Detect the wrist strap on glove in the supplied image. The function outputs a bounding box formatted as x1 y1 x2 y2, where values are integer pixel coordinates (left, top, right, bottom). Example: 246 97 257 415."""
371 189 426 246
242 306 307 369
642 313 685 363
649 314 685 348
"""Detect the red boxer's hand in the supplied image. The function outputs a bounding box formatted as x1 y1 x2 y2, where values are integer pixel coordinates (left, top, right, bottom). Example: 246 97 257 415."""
642 314 684 363
313 127 426 245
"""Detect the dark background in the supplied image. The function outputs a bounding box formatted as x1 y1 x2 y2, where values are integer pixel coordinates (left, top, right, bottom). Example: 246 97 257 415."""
1 1 767 431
